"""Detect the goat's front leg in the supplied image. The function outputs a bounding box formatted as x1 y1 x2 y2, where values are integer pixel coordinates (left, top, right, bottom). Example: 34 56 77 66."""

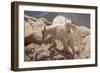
63 45 69 59
68 41 75 59
62 39 70 59
72 46 75 59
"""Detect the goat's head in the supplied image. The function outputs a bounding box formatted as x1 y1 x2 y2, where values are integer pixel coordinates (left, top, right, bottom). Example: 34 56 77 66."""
65 18 72 33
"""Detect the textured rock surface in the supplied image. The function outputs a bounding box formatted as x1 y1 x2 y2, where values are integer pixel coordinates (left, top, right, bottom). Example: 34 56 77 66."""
24 15 90 61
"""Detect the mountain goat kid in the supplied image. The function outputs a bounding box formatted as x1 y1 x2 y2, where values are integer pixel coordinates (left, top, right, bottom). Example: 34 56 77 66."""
42 16 75 58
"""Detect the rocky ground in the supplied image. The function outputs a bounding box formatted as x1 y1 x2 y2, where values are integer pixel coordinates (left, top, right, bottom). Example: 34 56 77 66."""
24 15 90 61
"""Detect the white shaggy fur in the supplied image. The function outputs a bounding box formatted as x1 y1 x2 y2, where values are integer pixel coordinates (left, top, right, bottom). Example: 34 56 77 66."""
52 15 68 25
42 15 75 58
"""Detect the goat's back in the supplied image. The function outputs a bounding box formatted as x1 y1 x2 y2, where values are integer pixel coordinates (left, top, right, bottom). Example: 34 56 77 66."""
52 15 66 25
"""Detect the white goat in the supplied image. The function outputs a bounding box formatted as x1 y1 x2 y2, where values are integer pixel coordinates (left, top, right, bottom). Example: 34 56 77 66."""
42 15 75 58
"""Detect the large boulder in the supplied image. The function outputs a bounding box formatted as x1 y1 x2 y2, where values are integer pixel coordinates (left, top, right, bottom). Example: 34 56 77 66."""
71 24 90 51
70 24 90 59
24 16 51 45
79 35 90 59
24 43 40 61
34 44 51 61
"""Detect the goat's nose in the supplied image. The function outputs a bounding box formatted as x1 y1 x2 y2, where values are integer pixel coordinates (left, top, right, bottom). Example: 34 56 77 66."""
68 30 71 33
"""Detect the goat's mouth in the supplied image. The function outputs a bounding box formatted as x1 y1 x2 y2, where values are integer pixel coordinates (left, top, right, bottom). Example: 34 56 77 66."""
68 30 71 33
66 30 71 33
